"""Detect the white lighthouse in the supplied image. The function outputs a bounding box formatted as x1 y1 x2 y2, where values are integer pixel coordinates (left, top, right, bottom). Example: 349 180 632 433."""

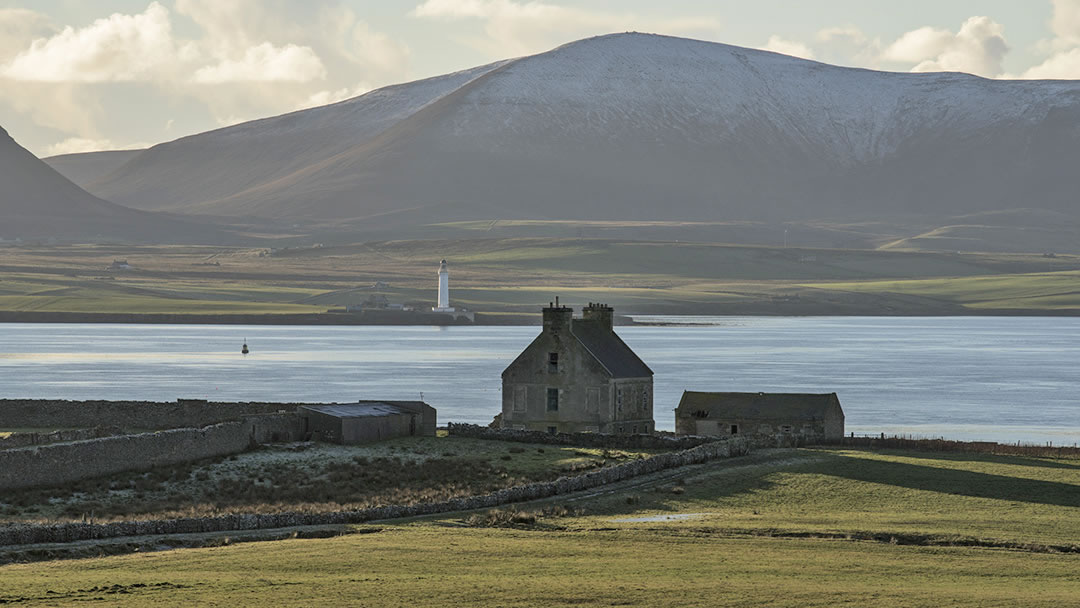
433 259 455 312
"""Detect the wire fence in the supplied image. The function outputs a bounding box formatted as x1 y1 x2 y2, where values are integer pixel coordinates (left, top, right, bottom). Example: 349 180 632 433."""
820 434 1080 459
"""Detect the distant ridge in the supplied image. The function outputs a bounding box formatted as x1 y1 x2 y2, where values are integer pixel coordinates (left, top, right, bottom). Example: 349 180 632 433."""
0 127 219 242
85 33 1080 236
44 149 145 190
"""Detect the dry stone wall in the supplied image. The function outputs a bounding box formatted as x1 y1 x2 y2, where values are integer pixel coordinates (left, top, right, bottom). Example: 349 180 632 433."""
0 427 124 450
0 414 305 491
0 399 303 431
0 438 747 547
447 422 720 450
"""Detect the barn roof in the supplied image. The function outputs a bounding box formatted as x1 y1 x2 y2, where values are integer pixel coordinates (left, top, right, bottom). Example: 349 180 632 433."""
300 402 422 419
571 320 652 378
677 391 842 421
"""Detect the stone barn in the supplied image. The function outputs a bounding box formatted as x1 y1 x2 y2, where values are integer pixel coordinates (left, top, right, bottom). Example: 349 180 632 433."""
300 401 436 444
675 391 844 442
501 301 654 434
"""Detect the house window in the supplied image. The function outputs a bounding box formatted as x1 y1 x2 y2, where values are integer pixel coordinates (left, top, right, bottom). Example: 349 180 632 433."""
616 388 623 412
693 409 709 419
730 424 739 435
547 426 557 435
780 425 794 433
547 388 559 411
641 392 648 411
513 386 527 413
548 352 559 373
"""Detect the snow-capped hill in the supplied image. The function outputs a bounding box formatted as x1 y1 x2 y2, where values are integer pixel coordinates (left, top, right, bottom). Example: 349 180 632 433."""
464 33 1071 163
86 32 1080 226
90 60 510 211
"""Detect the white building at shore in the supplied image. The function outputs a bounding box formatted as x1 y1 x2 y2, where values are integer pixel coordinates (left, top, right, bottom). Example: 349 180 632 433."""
432 259 455 313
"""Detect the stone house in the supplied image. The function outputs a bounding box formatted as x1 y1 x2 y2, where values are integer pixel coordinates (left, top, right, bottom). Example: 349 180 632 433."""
299 401 436 444
501 301 654 434
675 391 844 442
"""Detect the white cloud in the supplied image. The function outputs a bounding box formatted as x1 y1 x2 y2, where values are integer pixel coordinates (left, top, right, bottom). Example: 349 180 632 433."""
0 8 55 61
192 42 326 83
1024 46 1080 78
881 16 1008 77
812 26 884 69
412 0 722 56
0 1 410 155
0 82 100 141
1023 1 1080 78
349 20 412 76
1050 0 1080 42
413 0 492 19
762 35 815 60
318 6 411 81
45 137 151 157
174 0 264 53
882 27 954 64
300 83 372 110
1 3 178 83
816 26 868 46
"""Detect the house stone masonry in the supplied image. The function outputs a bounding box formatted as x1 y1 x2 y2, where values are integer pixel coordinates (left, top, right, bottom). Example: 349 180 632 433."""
501 301 654 434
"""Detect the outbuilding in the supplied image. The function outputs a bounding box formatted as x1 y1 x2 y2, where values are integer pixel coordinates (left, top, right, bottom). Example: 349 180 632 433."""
299 401 436 444
675 391 844 442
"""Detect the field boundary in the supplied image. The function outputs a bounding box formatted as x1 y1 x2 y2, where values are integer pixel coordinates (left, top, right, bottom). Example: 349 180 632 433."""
447 422 721 450
822 436 1080 458
0 415 304 491
0 438 746 548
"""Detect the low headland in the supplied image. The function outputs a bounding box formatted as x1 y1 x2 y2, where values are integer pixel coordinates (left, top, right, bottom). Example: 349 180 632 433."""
1 239 1078 323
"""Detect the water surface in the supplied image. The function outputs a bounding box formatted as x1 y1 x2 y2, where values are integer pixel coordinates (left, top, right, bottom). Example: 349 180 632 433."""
0 318 1077 444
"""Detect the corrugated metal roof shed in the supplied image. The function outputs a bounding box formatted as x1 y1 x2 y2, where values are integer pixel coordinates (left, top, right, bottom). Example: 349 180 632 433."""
300 403 410 418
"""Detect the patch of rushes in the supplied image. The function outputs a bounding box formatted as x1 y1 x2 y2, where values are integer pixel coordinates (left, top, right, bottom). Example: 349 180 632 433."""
0 437 661 523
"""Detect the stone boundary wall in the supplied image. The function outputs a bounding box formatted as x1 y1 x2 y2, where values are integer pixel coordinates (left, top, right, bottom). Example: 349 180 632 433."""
0 427 124 450
0 414 304 491
0 399 305 431
447 422 720 450
0 438 748 547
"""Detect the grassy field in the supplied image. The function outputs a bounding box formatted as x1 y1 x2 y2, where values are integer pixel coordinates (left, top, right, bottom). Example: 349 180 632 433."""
2 447 1078 606
808 270 1080 311
0 239 1078 316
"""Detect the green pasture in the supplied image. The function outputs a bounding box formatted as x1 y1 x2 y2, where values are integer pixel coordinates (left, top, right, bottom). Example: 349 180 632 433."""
808 270 1080 311
2 448 1078 606
0 272 328 314
576 448 1080 546
0 240 1078 315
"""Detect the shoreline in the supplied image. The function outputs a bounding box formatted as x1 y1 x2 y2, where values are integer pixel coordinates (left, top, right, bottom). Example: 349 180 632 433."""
0 309 1076 326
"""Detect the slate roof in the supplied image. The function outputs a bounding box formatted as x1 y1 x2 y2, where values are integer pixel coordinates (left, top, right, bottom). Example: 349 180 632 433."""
571 320 653 378
677 392 842 421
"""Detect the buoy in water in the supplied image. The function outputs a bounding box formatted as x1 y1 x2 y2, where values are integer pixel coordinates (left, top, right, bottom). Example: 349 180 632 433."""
241 340 249 355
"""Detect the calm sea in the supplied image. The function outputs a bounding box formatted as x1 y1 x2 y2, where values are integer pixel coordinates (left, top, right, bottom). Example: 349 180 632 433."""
0 318 1077 445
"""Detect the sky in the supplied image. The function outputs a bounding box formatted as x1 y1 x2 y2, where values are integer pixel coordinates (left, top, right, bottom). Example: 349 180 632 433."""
2 0 1079 157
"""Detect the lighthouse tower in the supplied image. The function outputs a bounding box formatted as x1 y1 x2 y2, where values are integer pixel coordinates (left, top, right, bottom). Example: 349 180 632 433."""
433 259 455 312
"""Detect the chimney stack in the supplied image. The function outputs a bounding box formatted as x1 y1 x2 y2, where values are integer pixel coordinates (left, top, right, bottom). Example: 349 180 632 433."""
542 297 573 334
582 302 614 331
